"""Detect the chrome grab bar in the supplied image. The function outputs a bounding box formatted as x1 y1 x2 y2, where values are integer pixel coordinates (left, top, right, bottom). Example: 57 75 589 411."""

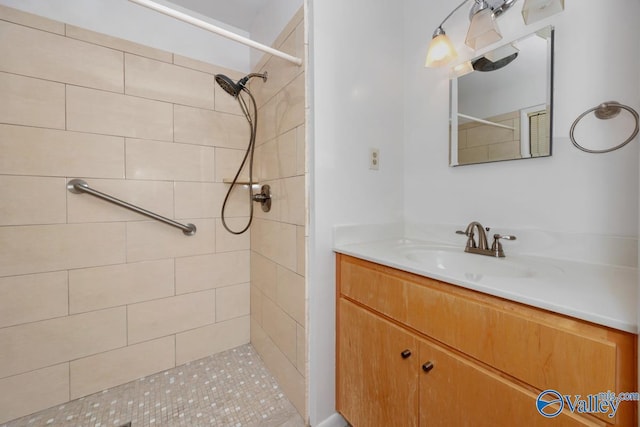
67 179 196 236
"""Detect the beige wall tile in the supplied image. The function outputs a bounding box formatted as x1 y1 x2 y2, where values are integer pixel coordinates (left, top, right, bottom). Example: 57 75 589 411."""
125 54 214 109
67 179 174 223
276 266 305 326
254 25 303 109
175 251 250 294
216 282 250 322
489 140 522 161
458 128 468 149
67 86 173 141
0 363 69 424
280 176 305 226
174 55 242 78
70 336 175 399
0 176 66 226
0 71 64 129
261 297 296 364
0 307 126 379
255 128 297 181
296 324 305 374
458 146 488 165
217 184 254 218
215 148 250 182
174 182 248 219
127 291 215 344
0 4 65 34
176 316 249 365
256 94 277 145
214 83 245 116
126 138 215 182
0 271 68 328
251 219 297 272
0 223 126 277
250 284 262 325
466 123 515 147
296 226 305 276
255 138 277 181
0 21 123 92
0 125 125 178
250 251 277 299
66 24 172 63
215 218 250 252
256 73 305 145
251 319 305 416
277 73 306 135
69 260 175 314
174 104 249 149
126 218 215 263
296 125 306 175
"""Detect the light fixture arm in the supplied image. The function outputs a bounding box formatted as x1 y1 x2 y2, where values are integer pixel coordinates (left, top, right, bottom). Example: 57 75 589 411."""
434 0 471 36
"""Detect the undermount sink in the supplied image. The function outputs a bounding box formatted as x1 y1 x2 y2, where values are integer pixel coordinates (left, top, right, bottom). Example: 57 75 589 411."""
400 246 537 279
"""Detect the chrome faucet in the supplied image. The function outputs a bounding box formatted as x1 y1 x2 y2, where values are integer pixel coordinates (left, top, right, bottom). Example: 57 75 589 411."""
456 221 516 257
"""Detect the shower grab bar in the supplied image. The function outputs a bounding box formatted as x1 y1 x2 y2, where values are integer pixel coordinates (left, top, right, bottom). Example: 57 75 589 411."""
128 0 303 66
67 179 196 236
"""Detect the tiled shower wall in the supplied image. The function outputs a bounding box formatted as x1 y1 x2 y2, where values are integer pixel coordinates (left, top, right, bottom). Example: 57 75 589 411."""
0 5 254 423
249 8 307 418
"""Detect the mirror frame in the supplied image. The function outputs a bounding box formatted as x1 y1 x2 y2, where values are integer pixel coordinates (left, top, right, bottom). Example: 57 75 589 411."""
449 26 555 167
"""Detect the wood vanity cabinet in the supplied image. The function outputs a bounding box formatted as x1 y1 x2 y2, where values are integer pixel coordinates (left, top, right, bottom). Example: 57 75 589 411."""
336 254 638 427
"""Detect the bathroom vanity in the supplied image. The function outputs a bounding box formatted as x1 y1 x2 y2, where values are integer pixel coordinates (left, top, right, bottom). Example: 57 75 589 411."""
335 245 637 426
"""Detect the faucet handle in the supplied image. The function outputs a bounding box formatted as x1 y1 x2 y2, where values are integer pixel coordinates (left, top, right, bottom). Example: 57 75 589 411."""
491 234 516 257
493 234 516 241
455 230 469 236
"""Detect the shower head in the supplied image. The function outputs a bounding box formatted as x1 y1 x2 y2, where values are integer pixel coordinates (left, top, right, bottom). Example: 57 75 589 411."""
215 74 240 97
214 72 268 97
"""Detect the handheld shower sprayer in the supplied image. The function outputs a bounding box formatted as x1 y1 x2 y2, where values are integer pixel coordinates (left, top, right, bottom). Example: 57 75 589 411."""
214 72 268 98
215 71 270 235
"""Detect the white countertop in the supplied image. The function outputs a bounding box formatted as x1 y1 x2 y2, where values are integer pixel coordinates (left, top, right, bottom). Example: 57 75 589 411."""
334 237 638 334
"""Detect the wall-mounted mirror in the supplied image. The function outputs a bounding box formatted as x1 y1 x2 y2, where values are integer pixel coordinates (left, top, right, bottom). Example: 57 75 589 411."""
450 26 554 166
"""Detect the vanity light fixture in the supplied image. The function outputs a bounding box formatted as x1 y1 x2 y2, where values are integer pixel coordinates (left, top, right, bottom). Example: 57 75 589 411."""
426 0 514 68
425 0 563 68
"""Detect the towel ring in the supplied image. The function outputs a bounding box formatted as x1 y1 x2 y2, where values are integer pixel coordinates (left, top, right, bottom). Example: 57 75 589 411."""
569 101 639 153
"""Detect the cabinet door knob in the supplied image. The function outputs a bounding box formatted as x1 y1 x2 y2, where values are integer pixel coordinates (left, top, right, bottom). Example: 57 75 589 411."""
422 361 434 372
401 349 412 359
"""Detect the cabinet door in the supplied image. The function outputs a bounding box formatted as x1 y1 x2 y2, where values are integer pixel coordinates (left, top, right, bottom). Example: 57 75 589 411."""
418 340 598 427
337 299 419 427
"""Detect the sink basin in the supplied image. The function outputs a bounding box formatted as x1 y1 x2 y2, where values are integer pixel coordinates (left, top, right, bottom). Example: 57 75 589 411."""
401 247 536 279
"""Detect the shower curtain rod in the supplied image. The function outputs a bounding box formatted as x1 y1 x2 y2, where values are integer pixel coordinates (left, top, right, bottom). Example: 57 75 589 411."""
128 0 303 66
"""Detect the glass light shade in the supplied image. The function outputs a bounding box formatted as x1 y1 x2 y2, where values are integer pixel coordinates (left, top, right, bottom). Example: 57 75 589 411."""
465 8 502 50
522 0 564 25
484 43 519 62
425 33 458 67
452 61 474 78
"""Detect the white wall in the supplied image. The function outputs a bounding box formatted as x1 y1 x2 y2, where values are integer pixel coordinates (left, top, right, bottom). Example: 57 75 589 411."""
249 0 303 69
404 0 639 237
307 0 405 424
0 0 251 71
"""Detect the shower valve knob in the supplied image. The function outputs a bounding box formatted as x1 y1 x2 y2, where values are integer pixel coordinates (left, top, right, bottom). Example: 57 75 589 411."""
252 185 272 213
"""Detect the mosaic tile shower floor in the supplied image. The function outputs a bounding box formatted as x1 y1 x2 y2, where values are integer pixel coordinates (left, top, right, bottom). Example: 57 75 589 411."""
2 344 305 427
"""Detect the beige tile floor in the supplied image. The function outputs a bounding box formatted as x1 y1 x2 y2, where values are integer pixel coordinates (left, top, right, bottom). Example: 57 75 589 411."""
2 344 304 427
